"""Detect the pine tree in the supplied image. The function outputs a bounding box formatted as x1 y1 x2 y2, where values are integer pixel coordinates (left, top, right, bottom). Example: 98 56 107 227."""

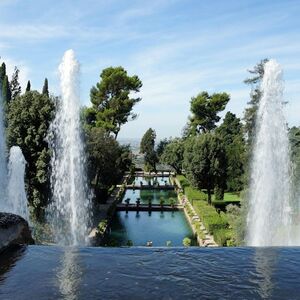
90 67 142 138
10 67 21 101
42 78 49 97
26 80 31 92
243 59 269 144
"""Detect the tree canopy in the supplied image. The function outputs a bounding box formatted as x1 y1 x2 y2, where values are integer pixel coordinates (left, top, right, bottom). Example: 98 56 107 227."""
140 128 158 172
86 126 132 200
156 138 170 159
42 78 49 97
10 67 21 101
187 91 230 135
89 66 142 138
216 112 245 191
160 138 184 174
26 80 31 92
7 90 55 220
184 133 227 204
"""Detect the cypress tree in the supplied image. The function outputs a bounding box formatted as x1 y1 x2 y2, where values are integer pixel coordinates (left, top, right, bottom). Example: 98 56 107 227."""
42 78 49 97
0 62 6 88
2 75 11 104
10 67 21 101
26 80 31 92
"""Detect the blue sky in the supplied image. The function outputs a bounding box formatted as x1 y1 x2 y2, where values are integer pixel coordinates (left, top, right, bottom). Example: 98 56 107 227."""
0 0 300 139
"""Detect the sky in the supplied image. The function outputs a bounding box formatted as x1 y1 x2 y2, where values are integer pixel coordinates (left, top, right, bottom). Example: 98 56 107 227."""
0 0 300 139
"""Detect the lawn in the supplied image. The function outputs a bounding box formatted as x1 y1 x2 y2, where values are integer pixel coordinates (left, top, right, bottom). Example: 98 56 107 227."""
212 192 241 205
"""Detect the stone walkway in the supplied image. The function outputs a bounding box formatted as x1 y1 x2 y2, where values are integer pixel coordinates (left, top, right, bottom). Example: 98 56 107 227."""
173 177 218 247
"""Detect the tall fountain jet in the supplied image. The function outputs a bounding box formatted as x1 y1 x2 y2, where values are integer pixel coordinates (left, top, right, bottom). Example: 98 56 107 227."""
7 146 29 221
48 49 90 246
246 59 291 246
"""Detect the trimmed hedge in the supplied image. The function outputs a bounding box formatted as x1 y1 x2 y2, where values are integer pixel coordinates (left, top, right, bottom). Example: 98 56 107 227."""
193 201 228 234
177 175 235 246
177 175 207 201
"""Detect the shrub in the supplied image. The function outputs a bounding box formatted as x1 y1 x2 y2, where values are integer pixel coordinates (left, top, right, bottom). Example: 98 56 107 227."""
214 186 224 200
213 229 230 246
183 237 192 247
177 175 236 246
98 219 108 234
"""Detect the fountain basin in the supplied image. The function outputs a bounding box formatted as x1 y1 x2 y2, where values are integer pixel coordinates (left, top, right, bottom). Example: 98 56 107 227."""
1 246 300 299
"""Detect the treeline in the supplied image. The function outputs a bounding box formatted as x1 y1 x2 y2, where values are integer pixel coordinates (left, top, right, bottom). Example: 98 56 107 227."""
0 62 141 221
140 59 281 204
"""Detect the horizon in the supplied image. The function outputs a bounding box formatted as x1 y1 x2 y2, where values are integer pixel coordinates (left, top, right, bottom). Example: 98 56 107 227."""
1 0 300 139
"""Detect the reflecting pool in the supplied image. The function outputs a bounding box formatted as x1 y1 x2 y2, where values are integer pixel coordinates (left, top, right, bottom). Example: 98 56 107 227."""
122 189 177 205
109 211 194 246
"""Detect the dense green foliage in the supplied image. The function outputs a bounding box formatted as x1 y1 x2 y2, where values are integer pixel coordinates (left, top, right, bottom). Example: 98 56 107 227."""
184 133 227 204
161 138 184 174
26 80 31 92
2 75 11 109
80 66 142 203
140 128 158 172
0 62 5 84
186 91 230 135
42 78 49 97
0 63 12 118
289 126 300 206
89 67 142 138
156 138 170 159
86 127 132 201
226 202 247 245
0 63 11 117
10 67 21 101
216 112 246 191
7 90 55 220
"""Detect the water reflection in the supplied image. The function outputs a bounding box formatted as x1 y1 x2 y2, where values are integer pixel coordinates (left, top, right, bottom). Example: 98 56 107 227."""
0 246 26 283
253 248 278 299
57 247 82 300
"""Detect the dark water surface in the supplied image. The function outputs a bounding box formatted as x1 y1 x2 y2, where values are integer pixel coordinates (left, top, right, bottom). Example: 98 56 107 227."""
1 246 300 299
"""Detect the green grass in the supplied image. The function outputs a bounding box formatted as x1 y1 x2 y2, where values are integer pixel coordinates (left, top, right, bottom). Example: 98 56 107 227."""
212 192 241 205
177 175 241 204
